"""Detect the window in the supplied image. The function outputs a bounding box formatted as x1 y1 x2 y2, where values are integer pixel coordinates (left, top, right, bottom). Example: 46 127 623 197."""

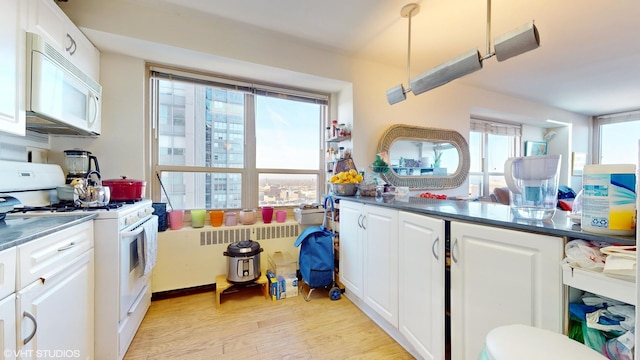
595 111 640 166
469 119 521 197
150 66 328 210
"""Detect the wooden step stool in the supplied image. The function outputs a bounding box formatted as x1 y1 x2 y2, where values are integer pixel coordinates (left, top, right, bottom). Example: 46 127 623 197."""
215 274 269 308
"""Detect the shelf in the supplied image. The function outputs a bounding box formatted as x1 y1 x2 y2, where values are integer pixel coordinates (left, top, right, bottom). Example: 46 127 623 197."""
562 264 635 305
327 136 351 143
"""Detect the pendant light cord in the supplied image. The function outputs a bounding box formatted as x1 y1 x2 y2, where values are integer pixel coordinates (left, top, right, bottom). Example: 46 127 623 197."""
406 9 413 91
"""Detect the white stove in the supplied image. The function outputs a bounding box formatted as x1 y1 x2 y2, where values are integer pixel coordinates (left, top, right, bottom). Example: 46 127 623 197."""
0 160 157 360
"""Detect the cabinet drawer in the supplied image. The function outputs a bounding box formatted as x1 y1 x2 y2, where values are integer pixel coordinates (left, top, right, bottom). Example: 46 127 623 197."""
0 248 16 300
17 221 93 289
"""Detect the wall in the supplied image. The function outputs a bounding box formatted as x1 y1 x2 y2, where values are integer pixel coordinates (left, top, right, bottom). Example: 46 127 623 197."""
18 0 591 198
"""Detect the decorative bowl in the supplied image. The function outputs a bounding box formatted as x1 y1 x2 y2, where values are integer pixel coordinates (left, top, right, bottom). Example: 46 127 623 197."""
330 183 358 196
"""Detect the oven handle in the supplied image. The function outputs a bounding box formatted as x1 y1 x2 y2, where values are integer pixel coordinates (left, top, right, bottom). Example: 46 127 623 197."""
121 226 145 238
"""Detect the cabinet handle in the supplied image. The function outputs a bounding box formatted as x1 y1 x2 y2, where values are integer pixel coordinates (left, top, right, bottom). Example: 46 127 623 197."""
451 238 458 263
66 33 77 55
432 236 439 260
361 215 366 230
357 214 363 229
22 311 38 345
57 241 77 251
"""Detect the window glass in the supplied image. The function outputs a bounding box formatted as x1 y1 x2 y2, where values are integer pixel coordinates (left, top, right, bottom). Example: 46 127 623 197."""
152 68 327 210
256 97 320 170
599 119 640 165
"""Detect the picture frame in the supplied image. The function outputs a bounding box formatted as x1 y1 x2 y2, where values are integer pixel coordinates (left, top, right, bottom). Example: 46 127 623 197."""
524 141 547 156
571 152 587 176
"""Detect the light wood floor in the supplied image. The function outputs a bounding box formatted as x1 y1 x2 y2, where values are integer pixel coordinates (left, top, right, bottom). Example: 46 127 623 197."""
124 284 415 359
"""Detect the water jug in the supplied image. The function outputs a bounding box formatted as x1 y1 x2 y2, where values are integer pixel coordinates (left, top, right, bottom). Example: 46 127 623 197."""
504 154 561 220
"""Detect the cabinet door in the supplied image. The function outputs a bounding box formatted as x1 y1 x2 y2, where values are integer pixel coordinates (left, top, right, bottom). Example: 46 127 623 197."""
0 294 16 360
363 205 398 327
398 212 444 360
449 222 563 360
0 0 26 136
338 200 364 299
17 250 94 359
27 0 100 79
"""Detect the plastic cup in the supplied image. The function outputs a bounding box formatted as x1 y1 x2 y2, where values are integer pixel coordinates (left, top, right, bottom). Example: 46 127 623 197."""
191 209 206 228
262 206 274 224
209 210 224 227
168 210 184 230
276 210 287 223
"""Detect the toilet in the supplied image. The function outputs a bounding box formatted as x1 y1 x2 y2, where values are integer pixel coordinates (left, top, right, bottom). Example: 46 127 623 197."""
481 324 607 360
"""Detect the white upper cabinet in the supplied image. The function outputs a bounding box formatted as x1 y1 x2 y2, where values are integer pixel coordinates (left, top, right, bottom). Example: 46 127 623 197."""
0 0 26 136
26 0 100 80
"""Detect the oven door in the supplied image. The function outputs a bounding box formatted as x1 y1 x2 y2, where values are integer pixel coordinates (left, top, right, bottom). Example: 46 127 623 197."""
119 218 150 322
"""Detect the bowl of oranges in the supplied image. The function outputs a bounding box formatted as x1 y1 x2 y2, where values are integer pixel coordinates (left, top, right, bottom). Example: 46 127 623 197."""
329 169 363 196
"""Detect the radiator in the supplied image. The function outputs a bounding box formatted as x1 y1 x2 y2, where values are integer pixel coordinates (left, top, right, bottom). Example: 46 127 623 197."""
151 222 301 293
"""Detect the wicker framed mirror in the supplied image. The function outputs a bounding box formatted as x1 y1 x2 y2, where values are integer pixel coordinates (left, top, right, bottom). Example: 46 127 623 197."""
377 124 470 190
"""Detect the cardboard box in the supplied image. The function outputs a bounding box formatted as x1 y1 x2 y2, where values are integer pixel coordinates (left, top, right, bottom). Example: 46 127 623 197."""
293 207 325 225
268 251 297 278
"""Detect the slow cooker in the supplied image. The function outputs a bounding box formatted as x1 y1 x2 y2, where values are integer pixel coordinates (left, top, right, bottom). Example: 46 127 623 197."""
223 240 263 283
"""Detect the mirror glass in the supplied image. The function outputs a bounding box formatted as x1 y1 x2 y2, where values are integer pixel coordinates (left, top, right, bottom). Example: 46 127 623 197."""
377 125 470 190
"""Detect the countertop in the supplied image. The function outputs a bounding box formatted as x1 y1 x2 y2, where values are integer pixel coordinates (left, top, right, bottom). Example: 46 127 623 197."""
0 214 97 251
332 195 635 246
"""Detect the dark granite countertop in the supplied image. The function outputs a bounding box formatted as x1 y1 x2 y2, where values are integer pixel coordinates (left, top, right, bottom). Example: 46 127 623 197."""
0 214 97 251
332 195 635 246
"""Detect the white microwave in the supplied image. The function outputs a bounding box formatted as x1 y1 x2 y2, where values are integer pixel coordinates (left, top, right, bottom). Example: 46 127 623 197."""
25 32 102 136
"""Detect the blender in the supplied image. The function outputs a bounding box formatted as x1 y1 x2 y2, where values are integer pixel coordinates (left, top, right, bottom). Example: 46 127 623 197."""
64 150 101 184
504 154 561 220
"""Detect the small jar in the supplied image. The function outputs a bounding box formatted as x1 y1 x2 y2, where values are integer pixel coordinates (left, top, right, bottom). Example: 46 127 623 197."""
225 212 237 226
339 147 345 159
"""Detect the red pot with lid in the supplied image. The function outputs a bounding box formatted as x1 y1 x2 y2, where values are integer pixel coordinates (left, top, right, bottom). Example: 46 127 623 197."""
102 176 146 201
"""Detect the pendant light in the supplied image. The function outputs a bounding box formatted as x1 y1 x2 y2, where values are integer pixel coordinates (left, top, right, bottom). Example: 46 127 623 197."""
405 0 540 99
386 3 420 105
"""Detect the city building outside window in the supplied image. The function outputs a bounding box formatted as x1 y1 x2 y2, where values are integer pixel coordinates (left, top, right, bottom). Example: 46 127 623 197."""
150 66 328 210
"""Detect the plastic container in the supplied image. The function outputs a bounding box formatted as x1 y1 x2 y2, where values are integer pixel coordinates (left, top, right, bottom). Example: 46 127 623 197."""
582 164 636 236
268 251 297 278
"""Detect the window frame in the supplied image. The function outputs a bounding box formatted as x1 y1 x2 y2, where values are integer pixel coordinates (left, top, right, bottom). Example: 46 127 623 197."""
593 110 640 165
147 64 329 210
469 118 521 197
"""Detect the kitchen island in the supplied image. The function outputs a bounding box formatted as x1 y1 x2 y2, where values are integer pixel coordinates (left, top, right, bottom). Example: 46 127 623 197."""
332 195 634 360
334 195 634 245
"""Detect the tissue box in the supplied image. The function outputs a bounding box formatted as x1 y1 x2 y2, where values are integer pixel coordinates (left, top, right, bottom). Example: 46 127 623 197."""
294 207 325 225
268 251 297 278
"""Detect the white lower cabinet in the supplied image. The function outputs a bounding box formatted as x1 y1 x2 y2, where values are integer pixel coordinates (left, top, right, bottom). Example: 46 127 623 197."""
0 294 16 360
17 250 94 359
398 211 444 360
363 206 398 326
449 221 564 360
13 221 95 359
339 200 365 299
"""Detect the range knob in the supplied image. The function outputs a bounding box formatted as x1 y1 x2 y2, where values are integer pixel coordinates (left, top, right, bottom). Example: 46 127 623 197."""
125 214 138 226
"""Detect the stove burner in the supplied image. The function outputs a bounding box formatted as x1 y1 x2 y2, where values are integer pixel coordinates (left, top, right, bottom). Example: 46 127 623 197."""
11 201 126 214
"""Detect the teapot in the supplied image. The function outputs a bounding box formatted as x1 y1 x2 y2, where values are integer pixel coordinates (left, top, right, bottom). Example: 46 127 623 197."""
74 171 111 207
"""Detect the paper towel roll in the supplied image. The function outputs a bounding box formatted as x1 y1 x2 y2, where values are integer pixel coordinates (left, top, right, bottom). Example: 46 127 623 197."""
411 49 483 95
494 21 540 62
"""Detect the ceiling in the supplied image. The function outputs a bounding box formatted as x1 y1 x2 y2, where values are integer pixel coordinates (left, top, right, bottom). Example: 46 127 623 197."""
101 0 640 116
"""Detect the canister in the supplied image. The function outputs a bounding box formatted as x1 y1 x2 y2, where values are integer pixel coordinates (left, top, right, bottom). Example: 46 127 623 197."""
582 164 637 236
